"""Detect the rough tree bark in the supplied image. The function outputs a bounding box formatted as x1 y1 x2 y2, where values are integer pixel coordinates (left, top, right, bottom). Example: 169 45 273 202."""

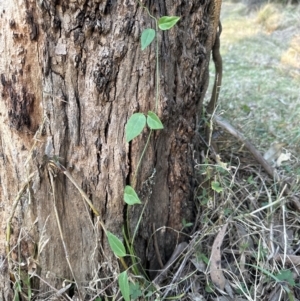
0 0 220 299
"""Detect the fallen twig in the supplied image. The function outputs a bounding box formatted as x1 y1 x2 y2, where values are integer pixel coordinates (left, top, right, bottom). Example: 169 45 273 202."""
214 115 278 180
214 115 300 210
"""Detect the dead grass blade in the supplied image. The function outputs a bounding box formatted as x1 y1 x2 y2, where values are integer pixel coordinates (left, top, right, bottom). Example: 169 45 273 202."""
273 254 300 266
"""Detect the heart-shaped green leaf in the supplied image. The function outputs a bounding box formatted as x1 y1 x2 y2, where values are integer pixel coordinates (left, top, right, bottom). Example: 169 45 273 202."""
107 231 126 257
141 28 156 50
158 16 180 30
125 113 146 142
124 185 141 205
147 111 164 130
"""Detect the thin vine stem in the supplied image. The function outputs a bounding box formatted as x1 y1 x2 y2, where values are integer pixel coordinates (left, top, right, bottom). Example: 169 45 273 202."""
124 1 163 276
137 0 157 22
136 0 160 113
132 0 161 179
131 196 148 246
155 22 159 113
133 129 153 181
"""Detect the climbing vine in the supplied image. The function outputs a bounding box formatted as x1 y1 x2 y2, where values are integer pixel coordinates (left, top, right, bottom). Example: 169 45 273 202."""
106 4 181 300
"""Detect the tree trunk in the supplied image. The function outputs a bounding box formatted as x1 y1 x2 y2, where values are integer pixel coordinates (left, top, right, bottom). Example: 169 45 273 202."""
0 0 219 299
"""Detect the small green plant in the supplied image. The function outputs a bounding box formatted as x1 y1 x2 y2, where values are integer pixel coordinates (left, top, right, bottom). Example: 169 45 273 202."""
247 264 296 301
181 218 193 230
129 282 143 300
211 181 223 193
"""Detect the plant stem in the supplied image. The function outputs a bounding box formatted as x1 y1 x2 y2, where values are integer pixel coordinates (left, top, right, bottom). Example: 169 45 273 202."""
136 0 160 112
155 22 159 113
131 198 149 246
136 0 157 22
134 130 153 182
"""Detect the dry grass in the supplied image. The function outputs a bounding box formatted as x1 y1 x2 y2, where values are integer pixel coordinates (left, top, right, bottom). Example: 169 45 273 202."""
148 138 300 300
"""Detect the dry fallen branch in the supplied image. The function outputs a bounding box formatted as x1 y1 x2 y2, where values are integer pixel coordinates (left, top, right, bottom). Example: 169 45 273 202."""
214 116 278 180
153 242 188 286
214 115 300 211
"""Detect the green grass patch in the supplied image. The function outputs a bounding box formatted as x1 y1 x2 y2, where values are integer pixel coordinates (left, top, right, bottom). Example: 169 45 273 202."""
208 2 300 174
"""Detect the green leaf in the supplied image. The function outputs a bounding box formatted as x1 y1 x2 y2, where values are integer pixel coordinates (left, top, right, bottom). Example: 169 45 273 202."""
247 175 255 184
147 111 164 130
141 28 156 50
118 271 130 301
205 282 214 293
247 263 294 286
125 113 146 142
276 269 295 286
13 281 22 301
182 218 193 229
241 104 251 114
129 282 143 300
145 290 154 298
211 181 223 193
124 185 141 205
235 282 248 295
13 291 20 301
158 16 180 30
197 252 209 265
107 231 126 257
